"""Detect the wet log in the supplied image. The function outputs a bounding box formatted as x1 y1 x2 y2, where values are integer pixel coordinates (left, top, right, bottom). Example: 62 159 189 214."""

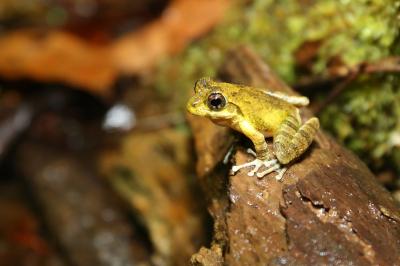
189 46 400 265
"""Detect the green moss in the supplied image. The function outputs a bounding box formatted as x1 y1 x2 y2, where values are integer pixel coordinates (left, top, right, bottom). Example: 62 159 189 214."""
321 75 400 172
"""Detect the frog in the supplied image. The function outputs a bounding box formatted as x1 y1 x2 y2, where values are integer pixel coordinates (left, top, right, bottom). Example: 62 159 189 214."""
186 77 319 180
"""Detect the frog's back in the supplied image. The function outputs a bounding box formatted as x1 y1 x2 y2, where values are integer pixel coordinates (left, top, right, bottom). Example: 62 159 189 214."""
224 84 296 134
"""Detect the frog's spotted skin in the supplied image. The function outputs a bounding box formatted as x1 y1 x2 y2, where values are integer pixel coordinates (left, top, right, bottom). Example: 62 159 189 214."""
187 77 319 180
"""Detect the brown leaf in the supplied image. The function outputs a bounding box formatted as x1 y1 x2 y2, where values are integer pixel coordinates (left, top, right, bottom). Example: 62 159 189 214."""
0 30 115 95
0 0 231 96
113 0 231 74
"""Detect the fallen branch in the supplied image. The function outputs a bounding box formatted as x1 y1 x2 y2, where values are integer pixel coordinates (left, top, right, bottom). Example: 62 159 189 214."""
295 56 400 113
189 46 400 265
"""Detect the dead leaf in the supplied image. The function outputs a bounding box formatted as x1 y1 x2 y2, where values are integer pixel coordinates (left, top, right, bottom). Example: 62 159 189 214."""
0 0 231 96
113 0 231 73
0 30 115 95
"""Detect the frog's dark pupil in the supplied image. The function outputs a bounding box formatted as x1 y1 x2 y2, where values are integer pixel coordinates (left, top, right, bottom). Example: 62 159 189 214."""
207 93 226 110
211 98 222 106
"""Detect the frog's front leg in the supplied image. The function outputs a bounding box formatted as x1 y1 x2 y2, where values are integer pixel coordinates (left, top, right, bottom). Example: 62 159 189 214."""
231 120 283 178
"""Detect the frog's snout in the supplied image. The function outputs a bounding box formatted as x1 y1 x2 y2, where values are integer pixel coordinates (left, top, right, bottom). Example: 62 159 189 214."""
186 97 198 114
187 95 205 116
189 97 201 107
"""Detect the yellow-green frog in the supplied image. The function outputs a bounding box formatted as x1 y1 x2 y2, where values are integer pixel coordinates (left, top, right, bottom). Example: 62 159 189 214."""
186 77 319 180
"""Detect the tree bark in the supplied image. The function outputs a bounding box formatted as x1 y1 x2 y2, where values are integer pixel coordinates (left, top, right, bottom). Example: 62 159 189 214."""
189 46 400 266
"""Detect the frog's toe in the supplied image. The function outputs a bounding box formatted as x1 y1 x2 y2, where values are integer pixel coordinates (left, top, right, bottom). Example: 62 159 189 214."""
253 159 278 177
256 162 280 178
274 167 287 181
232 160 252 173
246 148 257 157
256 160 287 181
247 159 263 176
232 158 261 175
232 157 286 180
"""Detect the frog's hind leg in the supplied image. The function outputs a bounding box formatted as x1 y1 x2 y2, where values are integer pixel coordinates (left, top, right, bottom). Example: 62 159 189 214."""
274 110 319 165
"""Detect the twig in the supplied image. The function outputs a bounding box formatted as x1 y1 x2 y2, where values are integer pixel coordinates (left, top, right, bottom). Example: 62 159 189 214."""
295 56 400 93
311 71 359 114
305 56 400 113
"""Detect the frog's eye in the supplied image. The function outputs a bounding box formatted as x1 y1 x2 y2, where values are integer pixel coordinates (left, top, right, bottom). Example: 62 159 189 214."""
207 93 226 111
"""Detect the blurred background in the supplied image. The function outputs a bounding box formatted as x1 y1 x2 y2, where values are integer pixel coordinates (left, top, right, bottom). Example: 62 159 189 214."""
0 0 399 265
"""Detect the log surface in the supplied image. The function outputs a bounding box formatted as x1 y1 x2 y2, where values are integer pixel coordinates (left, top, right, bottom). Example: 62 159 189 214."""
189 47 400 266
